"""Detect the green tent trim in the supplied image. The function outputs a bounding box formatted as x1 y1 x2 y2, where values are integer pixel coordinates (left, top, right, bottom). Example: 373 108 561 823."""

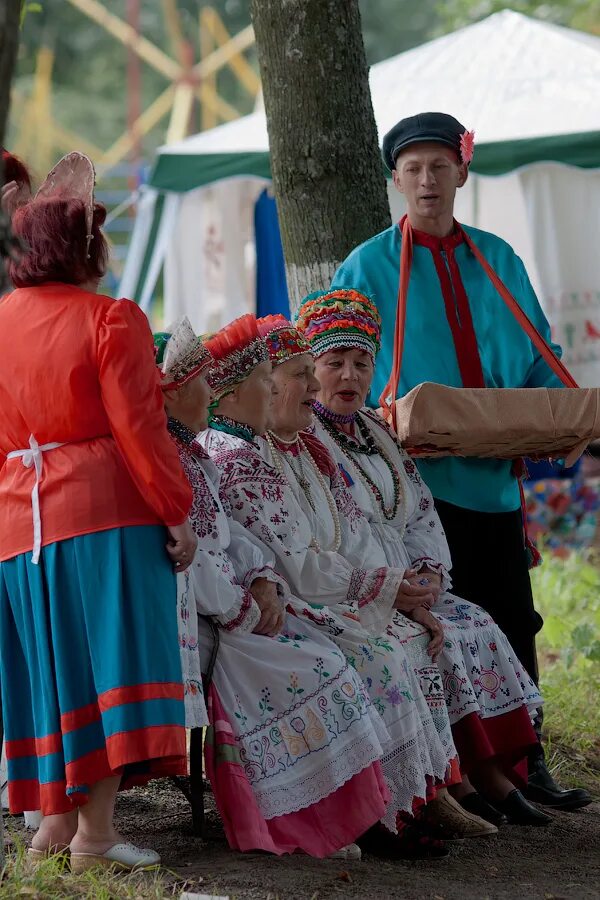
150 130 600 193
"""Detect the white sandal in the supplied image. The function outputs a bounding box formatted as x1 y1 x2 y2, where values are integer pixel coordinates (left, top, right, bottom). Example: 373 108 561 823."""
328 842 362 861
70 842 160 874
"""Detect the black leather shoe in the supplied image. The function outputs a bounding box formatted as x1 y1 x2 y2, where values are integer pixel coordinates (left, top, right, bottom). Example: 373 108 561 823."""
497 789 552 826
358 821 450 860
525 758 593 810
459 792 508 827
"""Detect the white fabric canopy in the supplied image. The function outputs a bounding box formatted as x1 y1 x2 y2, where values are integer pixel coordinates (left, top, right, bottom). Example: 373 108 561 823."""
122 10 600 387
157 9 600 177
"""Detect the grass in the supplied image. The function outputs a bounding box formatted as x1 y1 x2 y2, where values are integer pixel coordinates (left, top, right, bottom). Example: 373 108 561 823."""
531 550 600 794
0 839 193 899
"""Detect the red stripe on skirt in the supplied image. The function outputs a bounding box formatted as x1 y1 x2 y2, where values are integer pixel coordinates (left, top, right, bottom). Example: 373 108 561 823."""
105 723 187 769
98 681 184 712
8 778 74 816
5 732 64 758
61 702 101 734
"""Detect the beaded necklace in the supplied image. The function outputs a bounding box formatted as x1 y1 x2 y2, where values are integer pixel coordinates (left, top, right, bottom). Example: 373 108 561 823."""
209 414 256 444
167 416 200 447
265 430 341 553
312 399 356 426
315 407 406 531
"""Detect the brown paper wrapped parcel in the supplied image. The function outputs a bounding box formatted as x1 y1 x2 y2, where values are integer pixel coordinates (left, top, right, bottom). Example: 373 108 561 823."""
381 384 600 466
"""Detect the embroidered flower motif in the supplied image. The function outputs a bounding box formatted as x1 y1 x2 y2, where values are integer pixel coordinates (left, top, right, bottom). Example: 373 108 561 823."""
460 129 475 165
385 684 404 706
290 716 306 733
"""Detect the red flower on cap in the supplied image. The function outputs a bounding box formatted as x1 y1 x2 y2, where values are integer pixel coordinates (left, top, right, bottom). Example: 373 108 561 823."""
460 129 475 166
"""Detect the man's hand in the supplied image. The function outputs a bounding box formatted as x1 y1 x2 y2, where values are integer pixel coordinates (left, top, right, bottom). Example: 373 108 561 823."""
393 568 436 613
250 577 284 636
410 606 445 661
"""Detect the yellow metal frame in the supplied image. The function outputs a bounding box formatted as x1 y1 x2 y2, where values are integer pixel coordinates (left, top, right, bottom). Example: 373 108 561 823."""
12 1 260 171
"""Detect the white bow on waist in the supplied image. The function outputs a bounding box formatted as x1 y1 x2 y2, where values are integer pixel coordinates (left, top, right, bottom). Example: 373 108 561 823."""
7 434 65 564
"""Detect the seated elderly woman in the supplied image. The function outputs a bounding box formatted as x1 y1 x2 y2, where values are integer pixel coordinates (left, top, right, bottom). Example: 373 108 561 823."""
154 317 392 861
199 314 504 860
295 289 551 827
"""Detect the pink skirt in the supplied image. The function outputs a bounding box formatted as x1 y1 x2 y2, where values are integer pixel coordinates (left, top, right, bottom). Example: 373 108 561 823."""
204 686 390 857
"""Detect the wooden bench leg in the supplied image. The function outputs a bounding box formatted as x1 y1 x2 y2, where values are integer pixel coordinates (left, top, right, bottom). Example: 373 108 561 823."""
189 727 205 837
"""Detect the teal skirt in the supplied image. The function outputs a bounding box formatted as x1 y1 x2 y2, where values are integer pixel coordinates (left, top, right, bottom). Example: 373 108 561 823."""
0 525 187 815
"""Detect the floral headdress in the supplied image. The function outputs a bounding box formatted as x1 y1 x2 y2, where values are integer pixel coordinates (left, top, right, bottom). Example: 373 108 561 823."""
204 313 269 400
257 314 312 367
295 288 382 360
153 317 212 390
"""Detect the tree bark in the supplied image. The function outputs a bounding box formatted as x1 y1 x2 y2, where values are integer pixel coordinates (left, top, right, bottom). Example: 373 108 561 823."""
0 0 20 153
251 0 391 314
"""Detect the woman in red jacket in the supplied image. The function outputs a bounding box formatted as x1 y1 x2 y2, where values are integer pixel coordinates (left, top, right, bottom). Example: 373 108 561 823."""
0 154 196 873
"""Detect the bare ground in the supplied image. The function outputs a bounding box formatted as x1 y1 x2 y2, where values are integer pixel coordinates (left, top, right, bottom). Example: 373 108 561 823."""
103 780 600 898
7 778 599 899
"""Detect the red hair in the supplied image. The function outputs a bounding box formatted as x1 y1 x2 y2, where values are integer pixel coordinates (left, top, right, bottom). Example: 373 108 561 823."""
8 195 109 288
2 149 32 190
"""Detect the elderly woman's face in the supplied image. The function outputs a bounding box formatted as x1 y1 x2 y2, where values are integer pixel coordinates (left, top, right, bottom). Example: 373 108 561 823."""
270 353 320 437
314 348 373 415
164 371 212 433
220 360 274 435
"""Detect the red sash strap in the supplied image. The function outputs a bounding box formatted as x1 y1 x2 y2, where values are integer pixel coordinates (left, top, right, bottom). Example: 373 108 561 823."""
380 218 578 425
379 216 580 569
458 226 579 389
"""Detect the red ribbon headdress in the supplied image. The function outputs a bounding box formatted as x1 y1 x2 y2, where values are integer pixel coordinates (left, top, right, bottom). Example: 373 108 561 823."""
204 313 269 400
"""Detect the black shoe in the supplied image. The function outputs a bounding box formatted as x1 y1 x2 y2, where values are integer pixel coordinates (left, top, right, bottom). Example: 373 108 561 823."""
357 821 450 860
459 792 508 827
525 758 593 811
496 789 552 826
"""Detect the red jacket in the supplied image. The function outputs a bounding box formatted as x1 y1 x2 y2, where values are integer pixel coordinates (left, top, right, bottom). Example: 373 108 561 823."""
0 284 192 561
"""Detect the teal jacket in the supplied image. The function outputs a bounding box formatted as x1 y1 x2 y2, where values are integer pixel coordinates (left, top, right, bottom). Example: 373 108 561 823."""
331 222 563 513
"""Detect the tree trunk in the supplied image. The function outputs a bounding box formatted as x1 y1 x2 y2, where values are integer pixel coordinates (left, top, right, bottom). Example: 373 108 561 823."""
251 0 391 315
0 0 20 152
0 0 21 299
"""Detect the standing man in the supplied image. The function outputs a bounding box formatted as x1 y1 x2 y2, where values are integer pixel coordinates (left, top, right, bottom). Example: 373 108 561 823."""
330 111 591 811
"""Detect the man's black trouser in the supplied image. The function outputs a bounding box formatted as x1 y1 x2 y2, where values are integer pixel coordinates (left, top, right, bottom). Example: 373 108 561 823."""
434 498 544 759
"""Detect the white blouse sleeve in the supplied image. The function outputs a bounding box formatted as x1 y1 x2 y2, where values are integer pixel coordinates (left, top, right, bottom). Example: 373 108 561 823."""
400 454 453 591
188 546 261 634
227 517 290 601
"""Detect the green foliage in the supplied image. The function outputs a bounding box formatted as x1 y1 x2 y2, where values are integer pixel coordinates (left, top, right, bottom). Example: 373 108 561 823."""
532 553 600 668
20 2 42 28
435 0 600 35
359 0 441 63
531 551 600 789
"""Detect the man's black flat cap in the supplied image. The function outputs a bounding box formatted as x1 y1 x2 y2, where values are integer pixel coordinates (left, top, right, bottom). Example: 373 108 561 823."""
382 112 470 171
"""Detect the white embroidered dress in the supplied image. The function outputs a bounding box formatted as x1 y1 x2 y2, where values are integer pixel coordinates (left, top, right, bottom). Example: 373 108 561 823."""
200 427 456 826
175 439 391 825
314 409 542 725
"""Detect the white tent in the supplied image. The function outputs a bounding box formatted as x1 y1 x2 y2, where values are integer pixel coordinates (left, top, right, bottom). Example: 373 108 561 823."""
121 9 600 385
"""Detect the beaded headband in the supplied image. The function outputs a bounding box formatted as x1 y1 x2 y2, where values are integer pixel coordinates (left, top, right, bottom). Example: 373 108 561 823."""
153 317 212 390
257 314 312 367
204 313 269 400
295 289 382 359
